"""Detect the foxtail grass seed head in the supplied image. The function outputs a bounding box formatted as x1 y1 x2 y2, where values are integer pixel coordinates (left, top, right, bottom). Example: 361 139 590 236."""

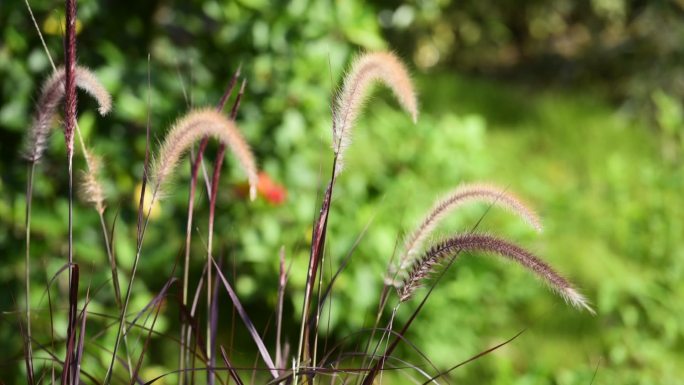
25 66 112 163
151 108 258 200
399 233 594 314
64 0 77 158
400 183 542 270
333 51 418 174
79 148 106 214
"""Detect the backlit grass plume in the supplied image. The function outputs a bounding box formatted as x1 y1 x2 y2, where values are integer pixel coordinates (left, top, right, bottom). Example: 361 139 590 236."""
333 51 418 174
400 183 542 270
79 147 106 214
151 108 258 200
398 233 594 313
24 66 112 163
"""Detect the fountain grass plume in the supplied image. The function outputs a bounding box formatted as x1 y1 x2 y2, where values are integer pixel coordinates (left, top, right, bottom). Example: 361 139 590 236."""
399 233 594 313
400 183 542 270
24 66 112 163
296 52 417 370
151 108 258 200
333 51 418 174
79 148 106 214
64 0 77 160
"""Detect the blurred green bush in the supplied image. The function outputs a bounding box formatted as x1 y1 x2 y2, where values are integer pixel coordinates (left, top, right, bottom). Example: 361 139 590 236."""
1 1 683 384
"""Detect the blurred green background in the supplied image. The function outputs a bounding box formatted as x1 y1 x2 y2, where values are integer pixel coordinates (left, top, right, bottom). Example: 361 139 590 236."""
1 0 683 384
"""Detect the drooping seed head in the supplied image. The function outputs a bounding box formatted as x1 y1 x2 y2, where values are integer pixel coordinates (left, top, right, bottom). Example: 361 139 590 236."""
333 51 418 174
25 66 112 163
151 108 258 200
79 147 106 214
399 183 542 270
399 233 594 314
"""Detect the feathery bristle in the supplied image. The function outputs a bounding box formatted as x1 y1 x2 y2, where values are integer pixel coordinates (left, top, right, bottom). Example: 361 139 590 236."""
79 148 106 214
399 233 593 313
151 108 258 199
71 67 112 115
400 183 542 270
25 66 112 163
333 51 418 174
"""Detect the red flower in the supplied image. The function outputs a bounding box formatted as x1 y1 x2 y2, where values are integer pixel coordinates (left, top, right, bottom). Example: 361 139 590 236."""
236 172 287 205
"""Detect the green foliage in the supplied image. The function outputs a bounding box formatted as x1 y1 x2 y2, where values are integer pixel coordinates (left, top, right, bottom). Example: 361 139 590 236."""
1 1 683 384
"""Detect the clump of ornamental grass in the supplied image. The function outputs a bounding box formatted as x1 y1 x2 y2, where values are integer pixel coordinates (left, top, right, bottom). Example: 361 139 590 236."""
105 105 260 384
176 68 244 385
295 51 419 377
303 51 593 384
13 9 596 381
358 181 592 384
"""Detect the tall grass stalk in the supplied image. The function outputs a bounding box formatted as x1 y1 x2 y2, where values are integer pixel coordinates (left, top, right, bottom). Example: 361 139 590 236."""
64 0 77 272
295 51 418 381
62 1 80 381
22 1 130 380
179 66 241 385
21 2 54 377
103 57 153 385
175 65 235 383
107 106 257 384
205 78 247 385
23 163 35 385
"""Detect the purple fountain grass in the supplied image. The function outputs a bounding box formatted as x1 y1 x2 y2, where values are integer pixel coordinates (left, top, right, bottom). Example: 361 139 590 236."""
179 67 241 385
21 1 117 382
205 78 246 385
398 183 542 272
21 4 119 375
332 51 418 175
24 66 111 163
296 51 419 377
64 0 77 159
150 108 257 200
22 2 111 382
78 148 106 215
362 232 592 385
220 345 245 385
61 264 79 385
63 1 79 383
275 246 288 371
129 83 257 385
213 259 279 379
398 233 594 312
73 286 90 385
10 9 599 380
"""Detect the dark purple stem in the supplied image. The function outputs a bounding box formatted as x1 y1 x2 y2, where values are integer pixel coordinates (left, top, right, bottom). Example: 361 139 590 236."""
206 79 246 385
60 264 79 385
180 68 242 385
64 0 77 155
63 1 77 384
